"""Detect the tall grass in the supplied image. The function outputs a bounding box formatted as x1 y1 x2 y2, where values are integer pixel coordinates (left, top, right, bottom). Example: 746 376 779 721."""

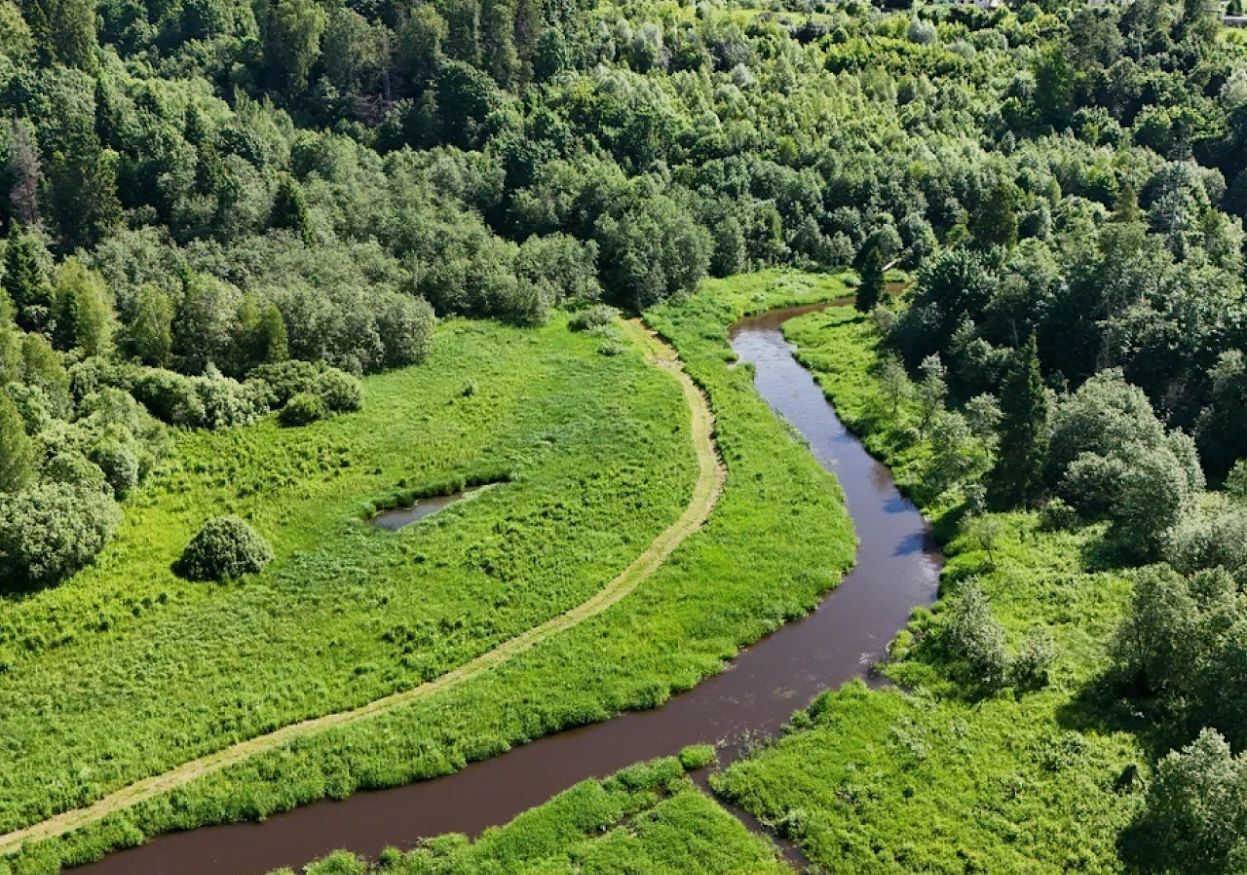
3 272 858 872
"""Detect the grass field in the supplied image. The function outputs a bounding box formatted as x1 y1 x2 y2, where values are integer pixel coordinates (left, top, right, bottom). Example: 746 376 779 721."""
711 306 1148 873
270 751 787 875
2 272 859 873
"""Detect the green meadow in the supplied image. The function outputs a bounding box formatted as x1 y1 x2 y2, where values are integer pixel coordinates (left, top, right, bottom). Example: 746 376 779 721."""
711 306 1148 872
2 272 859 872
0 315 696 833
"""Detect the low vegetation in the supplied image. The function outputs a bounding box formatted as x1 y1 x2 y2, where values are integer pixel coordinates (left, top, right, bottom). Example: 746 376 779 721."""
0 273 858 872
268 753 786 875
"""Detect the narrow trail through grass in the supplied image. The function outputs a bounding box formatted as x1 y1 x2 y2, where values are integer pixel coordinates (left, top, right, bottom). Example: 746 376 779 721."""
0 319 726 858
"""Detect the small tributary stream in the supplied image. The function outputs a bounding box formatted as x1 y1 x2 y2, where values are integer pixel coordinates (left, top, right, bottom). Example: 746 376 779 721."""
76 302 941 874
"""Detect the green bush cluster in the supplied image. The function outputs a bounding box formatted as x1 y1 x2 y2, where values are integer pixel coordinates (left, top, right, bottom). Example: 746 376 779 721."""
177 515 274 582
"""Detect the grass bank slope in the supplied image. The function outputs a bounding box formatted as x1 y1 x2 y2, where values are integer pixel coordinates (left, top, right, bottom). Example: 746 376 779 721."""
713 306 1145 873
269 753 787 875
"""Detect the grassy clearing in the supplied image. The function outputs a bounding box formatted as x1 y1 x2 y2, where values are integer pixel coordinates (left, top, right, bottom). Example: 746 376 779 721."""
0 315 696 835
271 753 787 875
712 306 1147 873
0 320 725 856
2 271 857 873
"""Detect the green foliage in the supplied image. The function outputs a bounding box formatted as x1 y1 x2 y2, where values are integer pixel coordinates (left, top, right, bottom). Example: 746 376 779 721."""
944 582 1010 693
52 258 115 357
0 482 121 587
1009 626 1056 692
260 0 325 92
0 390 33 493
1049 371 1202 555
0 276 856 871
568 305 616 332
596 190 712 310
854 245 883 314
2 227 52 334
178 515 274 581
270 175 313 244
311 369 362 414
376 295 436 369
284 756 783 875
1165 497 1247 586
278 390 325 426
717 302 1140 872
1115 564 1247 746
993 336 1048 506
1124 729 1247 874
124 285 173 367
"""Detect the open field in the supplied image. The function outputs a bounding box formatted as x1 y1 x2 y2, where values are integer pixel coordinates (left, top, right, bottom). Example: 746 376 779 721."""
2 272 858 872
712 307 1148 872
0 320 725 857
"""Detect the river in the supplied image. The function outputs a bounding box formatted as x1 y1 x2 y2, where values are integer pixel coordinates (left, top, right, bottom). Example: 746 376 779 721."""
76 302 941 874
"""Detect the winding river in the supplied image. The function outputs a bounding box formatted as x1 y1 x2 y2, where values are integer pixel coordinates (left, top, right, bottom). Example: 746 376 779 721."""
77 303 942 874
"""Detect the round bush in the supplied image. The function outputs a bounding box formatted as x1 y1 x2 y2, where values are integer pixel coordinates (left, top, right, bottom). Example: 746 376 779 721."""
89 438 141 499
0 483 122 588
179 516 274 581
279 391 326 427
313 368 363 413
44 450 110 492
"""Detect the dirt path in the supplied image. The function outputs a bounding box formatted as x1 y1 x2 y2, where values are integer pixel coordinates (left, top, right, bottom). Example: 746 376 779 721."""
0 321 725 858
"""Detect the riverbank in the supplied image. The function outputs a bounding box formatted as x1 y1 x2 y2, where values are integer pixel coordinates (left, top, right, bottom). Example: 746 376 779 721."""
712 306 1147 872
2 272 861 873
238 273 944 875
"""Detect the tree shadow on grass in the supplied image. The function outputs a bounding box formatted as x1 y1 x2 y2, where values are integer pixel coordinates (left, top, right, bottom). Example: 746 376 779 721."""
1054 668 1190 764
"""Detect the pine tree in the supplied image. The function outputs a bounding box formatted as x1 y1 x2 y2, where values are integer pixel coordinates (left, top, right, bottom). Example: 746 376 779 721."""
270 176 313 244
2 227 53 334
1113 182 1142 223
993 335 1049 506
855 245 884 314
0 391 34 494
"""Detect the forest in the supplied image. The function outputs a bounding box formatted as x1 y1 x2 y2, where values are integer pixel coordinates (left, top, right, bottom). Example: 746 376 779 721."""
1 0 1246 869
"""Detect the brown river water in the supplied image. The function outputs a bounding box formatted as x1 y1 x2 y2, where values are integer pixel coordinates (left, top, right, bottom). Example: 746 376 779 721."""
76 303 942 874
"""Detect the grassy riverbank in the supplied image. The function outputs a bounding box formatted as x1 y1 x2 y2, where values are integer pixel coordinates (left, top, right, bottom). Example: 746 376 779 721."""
712 306 1147 872
269 752 787 875
2 271 858 872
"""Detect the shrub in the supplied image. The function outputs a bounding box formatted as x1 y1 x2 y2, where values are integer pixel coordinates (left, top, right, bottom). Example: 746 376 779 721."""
246 360 322 408
679 744 717 770
1165 498 1247 587
0 483 122 587
88 435 141 499
279 391 326 426
129 368 206 426
313 368 363 413
945 582 1009 692
1114 565 1247 744
43 451 110 491
1227 460 1247 502
569 304 618 332
376 293 436 368
1038 497 1079 531
194 367 261 429
178 516 274 581
1009 627 1056 691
